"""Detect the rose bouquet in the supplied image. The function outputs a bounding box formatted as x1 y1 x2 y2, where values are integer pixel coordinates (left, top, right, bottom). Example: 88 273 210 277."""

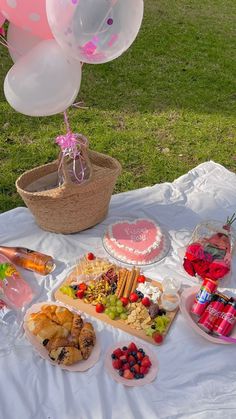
183 214 236 281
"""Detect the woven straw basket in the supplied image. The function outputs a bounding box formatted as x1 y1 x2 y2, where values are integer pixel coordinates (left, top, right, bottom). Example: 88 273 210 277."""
16 149 121 234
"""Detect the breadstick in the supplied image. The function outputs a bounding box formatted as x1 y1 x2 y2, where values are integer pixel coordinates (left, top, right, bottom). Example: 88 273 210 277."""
116 269 125 297
130 268 140 294
117 270 128 298
123 270 134 298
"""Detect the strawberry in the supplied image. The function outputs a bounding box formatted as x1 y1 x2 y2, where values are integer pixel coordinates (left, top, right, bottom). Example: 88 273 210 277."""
120 297 129 306
95 303 105 313
76 289 84 299
113 348 123 358
78 282 87 291
112 359 122 370
137 351 144 361
119 354 128 362
122 363 130 371
128 355 136 364
132 364 140 374
87 252 95 261
128 342 138 352
137 275 146 283
142 297 151 307
152 332 163 345
123 370 134 380
140 366 149 375
141 356 152 368
129 293 139 303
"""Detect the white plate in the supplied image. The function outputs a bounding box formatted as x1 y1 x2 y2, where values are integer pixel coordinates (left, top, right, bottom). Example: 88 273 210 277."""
23 302 101 371
105 341 158 386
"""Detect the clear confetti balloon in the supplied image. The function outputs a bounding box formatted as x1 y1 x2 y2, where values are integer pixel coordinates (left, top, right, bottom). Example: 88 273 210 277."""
46 0 144 64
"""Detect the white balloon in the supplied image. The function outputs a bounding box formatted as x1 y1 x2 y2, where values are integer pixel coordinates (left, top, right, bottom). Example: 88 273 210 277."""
4 40 82 117
46 0 144 64
7 23 42 63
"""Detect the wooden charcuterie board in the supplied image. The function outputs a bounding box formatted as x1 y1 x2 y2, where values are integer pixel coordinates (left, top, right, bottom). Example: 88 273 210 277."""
54 260 178 346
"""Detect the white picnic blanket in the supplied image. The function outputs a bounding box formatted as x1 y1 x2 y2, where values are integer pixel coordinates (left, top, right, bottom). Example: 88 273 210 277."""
0 161 236 419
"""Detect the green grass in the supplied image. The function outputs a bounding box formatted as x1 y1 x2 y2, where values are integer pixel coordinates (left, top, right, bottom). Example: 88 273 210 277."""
0 0 236 212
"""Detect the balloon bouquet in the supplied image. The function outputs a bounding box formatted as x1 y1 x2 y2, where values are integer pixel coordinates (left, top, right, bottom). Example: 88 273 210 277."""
0 0 143 186
0 0 144 117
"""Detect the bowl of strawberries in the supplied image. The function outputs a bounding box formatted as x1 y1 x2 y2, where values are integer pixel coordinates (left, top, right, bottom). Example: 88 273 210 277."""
105 341 158 386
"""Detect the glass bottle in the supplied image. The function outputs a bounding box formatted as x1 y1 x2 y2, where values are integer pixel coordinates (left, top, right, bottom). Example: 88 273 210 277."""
0 246 55 276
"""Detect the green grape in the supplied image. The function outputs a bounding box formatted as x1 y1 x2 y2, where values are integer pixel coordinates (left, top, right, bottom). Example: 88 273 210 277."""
116 300 123 307
110 307 118 314
104 308 110 315
120 313 128 320
117 306 124 314
102 297 107 305
109 312 116 320
110 295 117 304
145 327 154 337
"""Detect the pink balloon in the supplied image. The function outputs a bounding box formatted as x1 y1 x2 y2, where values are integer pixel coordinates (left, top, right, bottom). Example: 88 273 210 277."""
0 11 5 27
0 0 52 39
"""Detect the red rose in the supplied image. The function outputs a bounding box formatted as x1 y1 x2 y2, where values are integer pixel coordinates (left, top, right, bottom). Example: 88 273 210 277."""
183 258 196 276
192 260 210 279
185 243 205 261
207 260 230 280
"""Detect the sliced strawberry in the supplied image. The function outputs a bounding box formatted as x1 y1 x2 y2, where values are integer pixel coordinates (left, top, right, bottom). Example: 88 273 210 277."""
129 293 139 303
120 297 129 306
76 289 84 299
137 275 146 283
112 359 122 370
128 355 136 364
140 366 149 375
113 348 123 358
122 363 130 371
137 351 144 361
78 282 87 291
141 356 152 368
132 364 140 374
119 354 128 362
152 332 164 345
87 252 95 260
96 303 105 313
128 342 138 352
142 297 151 307
123 370 134 380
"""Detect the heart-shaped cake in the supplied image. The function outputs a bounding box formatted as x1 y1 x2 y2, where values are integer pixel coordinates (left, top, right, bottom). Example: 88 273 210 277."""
103 219 169 265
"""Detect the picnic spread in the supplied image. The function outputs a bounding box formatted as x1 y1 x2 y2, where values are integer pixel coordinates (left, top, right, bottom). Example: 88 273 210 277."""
1 161 236 419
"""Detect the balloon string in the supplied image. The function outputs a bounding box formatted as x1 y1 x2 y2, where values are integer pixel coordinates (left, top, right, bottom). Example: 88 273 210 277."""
0 34 21 56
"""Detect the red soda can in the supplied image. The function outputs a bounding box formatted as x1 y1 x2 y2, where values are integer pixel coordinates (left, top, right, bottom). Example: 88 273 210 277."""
198 294 228 333
191 278 217 317
213 300 236 336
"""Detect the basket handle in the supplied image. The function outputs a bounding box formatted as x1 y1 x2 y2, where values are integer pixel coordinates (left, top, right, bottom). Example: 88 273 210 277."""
59 134 93 185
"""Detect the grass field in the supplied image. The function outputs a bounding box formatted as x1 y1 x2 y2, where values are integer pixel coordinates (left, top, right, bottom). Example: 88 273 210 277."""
0 0 236 212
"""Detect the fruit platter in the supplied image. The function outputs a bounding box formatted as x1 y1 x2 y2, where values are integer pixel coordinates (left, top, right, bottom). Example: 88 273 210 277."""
105 341 158 386
54 253 179 346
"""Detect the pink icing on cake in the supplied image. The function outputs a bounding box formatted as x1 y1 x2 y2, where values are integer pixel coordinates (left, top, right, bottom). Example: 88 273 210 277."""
104 219 168 265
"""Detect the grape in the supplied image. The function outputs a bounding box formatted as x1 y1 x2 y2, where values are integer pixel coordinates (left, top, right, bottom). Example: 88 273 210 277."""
110 307 117 314
117 306 124 314
102 297 107 305
110 295 117 304
120 313 128 320
116 300 123 307
109 312 116 320
105 308 110 315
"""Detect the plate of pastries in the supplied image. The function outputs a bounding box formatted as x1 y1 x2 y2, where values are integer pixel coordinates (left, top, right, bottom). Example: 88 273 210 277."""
23 302 100 371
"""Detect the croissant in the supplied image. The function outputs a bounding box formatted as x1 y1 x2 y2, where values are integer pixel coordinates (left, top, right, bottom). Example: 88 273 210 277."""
43 337 77 352
27 314 69 343
54 307 74 332
41 305 58 323
70 314 84 345
49 346 83 366
78 322 96 360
